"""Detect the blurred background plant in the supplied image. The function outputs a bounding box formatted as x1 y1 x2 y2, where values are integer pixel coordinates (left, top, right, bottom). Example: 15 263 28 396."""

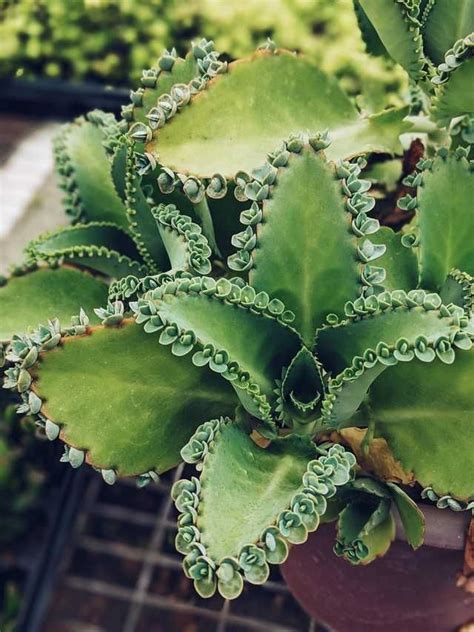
0 392 53 628
0 0 406 110
0 403 46 547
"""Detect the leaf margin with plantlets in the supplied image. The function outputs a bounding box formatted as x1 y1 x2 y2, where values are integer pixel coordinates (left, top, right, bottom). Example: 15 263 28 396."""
151 203 213 275
128 43 410 213
54 109 129 227
121 38 223 130
353 0 428 81
0 264 109 345
3 314 238 485
226 134 389 341
315 288 473 429
398 146 474 290
172 418 357 599
24 222 149 279
430 33 474 126
131 274 302 428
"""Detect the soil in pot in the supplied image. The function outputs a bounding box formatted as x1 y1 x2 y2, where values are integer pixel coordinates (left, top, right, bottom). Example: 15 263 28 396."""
282 508 474 632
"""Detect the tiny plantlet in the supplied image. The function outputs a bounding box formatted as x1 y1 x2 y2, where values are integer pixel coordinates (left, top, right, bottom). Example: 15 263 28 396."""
1 0 473 608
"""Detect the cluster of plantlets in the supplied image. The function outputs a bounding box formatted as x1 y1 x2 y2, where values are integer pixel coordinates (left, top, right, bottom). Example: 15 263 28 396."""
1 0 473 604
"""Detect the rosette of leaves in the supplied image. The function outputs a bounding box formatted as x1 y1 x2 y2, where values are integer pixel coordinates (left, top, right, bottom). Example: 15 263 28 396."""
1 39 473 601
353 0 474 131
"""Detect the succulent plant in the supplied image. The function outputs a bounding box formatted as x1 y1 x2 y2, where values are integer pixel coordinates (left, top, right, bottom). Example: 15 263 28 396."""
1 1 473 603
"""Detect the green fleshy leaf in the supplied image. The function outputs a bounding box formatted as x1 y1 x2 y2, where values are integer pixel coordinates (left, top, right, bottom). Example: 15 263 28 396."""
197 423 317 562
353 0 388 57
432 57 474 125
149 52 408 178
376 227 418 292
149 51 355 177
372 350 474 500
422 1 474 65
317 295 462 376
56 117 128 227
129 51 199 126
123 147 169 272
335 497 395 565
386 482 425 549
415 152 474 289
316 294 470 427
173 433 355 595
0 267 108 343
142 279 301 405
360 512 396 564
440 269 473 315
356 0 425 79
250 150 362 341
25 222 148 278
32 321 237 476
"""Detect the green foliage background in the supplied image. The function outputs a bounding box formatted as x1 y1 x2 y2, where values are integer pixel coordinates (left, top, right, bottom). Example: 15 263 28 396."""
0 0 405 108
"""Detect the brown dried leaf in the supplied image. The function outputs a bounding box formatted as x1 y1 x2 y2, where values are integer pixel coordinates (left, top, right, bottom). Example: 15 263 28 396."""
336 428 414 485
250 429 271 449
456 519 474 595
464 519 474 576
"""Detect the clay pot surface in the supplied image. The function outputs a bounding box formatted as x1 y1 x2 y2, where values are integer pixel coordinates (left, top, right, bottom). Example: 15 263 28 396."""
282 506 474 632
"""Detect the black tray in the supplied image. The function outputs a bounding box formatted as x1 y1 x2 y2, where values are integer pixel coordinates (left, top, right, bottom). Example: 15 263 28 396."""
13 467 88 632
0 78 128 119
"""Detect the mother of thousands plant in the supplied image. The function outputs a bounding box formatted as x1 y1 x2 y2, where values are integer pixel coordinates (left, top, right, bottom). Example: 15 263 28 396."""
1 0 473 603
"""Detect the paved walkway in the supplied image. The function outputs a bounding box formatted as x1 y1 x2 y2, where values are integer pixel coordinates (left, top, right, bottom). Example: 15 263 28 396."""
0 115 66 274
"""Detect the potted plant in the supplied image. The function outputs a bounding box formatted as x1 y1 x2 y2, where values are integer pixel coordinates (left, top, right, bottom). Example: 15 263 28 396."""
1 2 473 630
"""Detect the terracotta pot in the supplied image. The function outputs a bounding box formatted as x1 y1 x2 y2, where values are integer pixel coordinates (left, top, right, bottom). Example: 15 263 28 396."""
282 505 474 632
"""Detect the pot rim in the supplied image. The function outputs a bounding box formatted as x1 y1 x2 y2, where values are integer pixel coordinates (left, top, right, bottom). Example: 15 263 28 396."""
394 502 471 551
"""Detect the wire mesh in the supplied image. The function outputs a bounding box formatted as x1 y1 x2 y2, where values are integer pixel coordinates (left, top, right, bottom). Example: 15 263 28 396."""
41 466 321 632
